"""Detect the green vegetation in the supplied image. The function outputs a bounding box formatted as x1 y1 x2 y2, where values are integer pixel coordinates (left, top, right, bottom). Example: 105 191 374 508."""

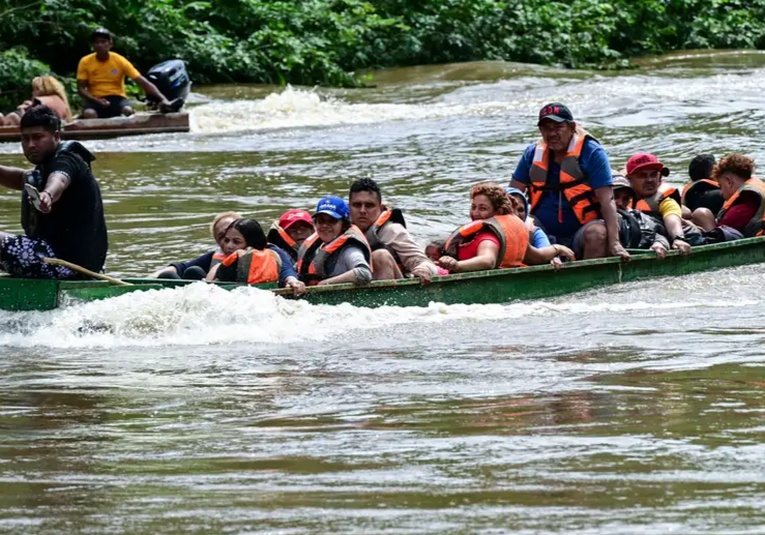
1 0 764 111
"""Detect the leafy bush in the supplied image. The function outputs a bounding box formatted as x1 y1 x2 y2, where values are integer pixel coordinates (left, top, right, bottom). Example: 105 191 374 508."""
0 48 52 112
3 0 765 111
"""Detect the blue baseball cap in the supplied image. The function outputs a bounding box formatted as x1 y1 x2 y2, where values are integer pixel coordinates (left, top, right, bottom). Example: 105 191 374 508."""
313 195 350 220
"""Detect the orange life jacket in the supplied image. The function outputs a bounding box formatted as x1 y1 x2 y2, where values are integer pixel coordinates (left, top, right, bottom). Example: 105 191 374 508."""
365 208 406 248
528 128 601 225
267 224 299 261
717 177 765 237
633 183 681 221
210 248 226 270
220 247 281 284
443 214 529 269
681 178 720 206
296 225 371 283
364 208 408 270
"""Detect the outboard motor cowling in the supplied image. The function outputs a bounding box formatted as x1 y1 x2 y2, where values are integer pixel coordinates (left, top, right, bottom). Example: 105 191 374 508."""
145 59 191 104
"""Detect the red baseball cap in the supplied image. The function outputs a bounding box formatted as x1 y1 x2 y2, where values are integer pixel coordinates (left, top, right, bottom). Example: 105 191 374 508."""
626 153 670 177
278 209 314 230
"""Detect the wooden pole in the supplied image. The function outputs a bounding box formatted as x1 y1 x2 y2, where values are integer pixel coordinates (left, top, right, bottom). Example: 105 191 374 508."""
42 257 132 286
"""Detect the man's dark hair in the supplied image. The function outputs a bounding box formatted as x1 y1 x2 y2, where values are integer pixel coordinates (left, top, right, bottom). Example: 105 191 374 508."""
688 154 716 182
349 177 382 202
20 105 61 133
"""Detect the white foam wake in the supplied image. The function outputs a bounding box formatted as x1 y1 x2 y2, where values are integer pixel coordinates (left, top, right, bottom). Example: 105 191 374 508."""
188 85 511 134
0 282 751 349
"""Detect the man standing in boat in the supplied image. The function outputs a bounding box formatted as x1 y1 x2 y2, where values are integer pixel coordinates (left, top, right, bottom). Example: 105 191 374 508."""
77 28 177 118
0 106 108 278
508 103 629 261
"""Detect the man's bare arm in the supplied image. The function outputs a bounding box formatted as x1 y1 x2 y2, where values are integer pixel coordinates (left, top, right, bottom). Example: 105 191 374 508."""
0 165 27 191
134 76 170 105
509 178 527 192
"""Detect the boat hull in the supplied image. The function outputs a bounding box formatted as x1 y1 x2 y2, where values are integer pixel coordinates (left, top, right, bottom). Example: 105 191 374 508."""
0 112 189 143
0 237 762 312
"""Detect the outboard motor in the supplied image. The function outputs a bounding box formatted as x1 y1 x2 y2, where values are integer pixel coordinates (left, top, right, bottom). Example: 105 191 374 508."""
145 59 191 105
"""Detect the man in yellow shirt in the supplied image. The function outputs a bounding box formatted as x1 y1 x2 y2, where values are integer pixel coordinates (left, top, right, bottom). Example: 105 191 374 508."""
77 28 176 119
625 153 691 254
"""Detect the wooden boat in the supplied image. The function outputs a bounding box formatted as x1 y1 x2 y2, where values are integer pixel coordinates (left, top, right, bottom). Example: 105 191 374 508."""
2 236 764 312
0 112 189 143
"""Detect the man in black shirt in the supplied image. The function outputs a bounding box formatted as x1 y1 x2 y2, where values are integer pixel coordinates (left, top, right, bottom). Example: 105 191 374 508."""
0 106 108 278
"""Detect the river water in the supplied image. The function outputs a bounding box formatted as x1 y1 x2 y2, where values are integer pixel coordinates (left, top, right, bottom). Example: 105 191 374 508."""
2 51 765 533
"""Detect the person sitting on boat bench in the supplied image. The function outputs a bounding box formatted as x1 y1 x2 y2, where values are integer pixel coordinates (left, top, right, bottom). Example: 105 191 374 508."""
625 153 695 255
437 182 574 273
348 178 438 283
77 28 177 119
267 209 315 262
612 172 671 259
0 106 107 278
297 196 372 286
0 76 73 126
208 218 305 294
692 153 765 242
681 154 723 219
152 211 241 280
508 102 629 262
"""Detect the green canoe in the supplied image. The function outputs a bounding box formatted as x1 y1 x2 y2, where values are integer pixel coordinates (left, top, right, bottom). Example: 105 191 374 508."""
2 236 763 312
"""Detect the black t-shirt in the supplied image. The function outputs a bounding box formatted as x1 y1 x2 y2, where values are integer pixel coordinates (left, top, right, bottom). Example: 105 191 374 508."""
22 145 108 272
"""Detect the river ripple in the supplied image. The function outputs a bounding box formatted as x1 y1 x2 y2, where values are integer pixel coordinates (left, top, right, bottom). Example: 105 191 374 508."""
1 51 765 533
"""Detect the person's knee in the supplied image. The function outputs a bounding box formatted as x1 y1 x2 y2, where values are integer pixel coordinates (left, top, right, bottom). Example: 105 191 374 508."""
371 249 401 280
82 108 98 119
121 106 134 116
156 268 180 279
692 207 714 229
579 222 607 258
583 223 607 245
182 266 206 280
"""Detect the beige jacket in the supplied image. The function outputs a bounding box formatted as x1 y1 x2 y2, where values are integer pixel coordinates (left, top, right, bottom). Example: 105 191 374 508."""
373 222 438 276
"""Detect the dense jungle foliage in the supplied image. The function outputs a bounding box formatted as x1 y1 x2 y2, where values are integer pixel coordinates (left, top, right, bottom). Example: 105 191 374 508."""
0 0 764 111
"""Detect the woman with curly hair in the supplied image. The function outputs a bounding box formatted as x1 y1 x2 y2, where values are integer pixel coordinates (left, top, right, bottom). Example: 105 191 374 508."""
437 182 575 273
1 76 73 126
692 153 765 240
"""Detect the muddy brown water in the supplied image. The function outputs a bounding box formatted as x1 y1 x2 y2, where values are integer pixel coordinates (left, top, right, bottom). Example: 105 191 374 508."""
1 51 765 533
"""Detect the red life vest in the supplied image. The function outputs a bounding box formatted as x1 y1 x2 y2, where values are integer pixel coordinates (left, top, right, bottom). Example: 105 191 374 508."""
633 183 681 221
717 177 765 237
528 128 601 225
220 247 281 284
296 225 371 284
444 214 529 269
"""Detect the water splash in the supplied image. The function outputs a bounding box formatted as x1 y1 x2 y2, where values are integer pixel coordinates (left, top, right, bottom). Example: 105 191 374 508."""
0 281 751 349
188 85 511 134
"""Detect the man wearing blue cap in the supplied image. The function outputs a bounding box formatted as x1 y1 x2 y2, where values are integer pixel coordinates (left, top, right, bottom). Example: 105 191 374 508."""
296 196 373 286
508 102 629 261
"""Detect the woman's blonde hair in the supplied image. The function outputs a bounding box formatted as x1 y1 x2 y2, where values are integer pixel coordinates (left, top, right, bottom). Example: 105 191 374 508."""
210 211 242 238
31 76 72 121
470 181 517 216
